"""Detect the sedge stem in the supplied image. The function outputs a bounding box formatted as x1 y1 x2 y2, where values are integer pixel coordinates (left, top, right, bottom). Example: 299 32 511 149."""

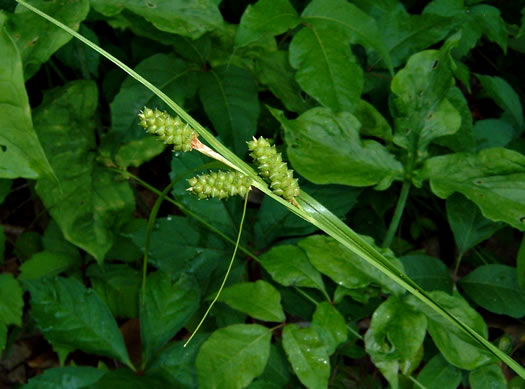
382 180 411 248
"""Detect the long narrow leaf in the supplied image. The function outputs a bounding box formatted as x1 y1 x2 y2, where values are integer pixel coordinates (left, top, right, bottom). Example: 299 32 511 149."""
17 0 525 378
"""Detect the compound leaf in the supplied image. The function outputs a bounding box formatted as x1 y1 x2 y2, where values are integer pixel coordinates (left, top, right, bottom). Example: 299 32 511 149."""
24 276 132 368
140 272 200 364
260 245 326 291
34 81 135 262
282 324 330 389
289 26 363 112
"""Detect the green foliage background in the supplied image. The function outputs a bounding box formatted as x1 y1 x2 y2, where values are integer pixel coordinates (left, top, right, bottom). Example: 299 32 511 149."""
1 0 525 388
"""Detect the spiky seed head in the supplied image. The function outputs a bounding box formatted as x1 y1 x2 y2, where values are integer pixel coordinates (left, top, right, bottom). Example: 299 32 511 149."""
138 107 197 152
187 171 252 200
247 136 300 202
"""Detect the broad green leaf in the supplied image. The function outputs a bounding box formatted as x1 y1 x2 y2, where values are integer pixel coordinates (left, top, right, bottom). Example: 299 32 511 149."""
476 74 524 132
469 364 506 389
274 107 403 189
91 0 222 39
289 26 363 113
87 264 141 319
129 216 229 280
147 335 209 388
399 254 452 293
6 0 89 79
55 24 100 78
312 302 347 355
460 264 525 318
371 5 455 68
24 367 106 389
433 87 475 152
235 0 299 48
34 81 135 262
299 235 405 295
465 5 507 53
408 291 493 370
0 12 53 179
196 324 272 389
19 251 80 280
254 183 360 249
259 245 326 291
255 50 309 113
447 193 504 256
365 296 427 388
419 148 525 231
199 65 259 155
301 0 393 73
391 46 461 154
282 324 330 389
24 277 132 367
474 119 515 151
416 354 462 389
334 284 380 304
109 54 197 145
219 280 285 322
141 272 200 364
0 273 23 351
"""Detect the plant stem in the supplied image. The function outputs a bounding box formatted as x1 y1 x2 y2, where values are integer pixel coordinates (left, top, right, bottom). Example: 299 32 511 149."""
141 179 178 304
293 286 320 306
346 324 363 340
184 192 250 347
452 252 464 283
382 180 411 248
408 375 428 389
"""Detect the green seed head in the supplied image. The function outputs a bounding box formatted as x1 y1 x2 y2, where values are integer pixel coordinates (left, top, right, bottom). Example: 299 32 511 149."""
187 171 252 200
138 107 197 152
247 136 300 202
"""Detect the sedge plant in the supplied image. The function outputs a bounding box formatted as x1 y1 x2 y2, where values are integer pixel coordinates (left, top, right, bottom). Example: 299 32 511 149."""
16 0 525 381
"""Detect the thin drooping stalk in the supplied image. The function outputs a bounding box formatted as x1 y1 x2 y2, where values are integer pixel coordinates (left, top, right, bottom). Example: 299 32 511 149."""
184 192 250 347
382 180 411 248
